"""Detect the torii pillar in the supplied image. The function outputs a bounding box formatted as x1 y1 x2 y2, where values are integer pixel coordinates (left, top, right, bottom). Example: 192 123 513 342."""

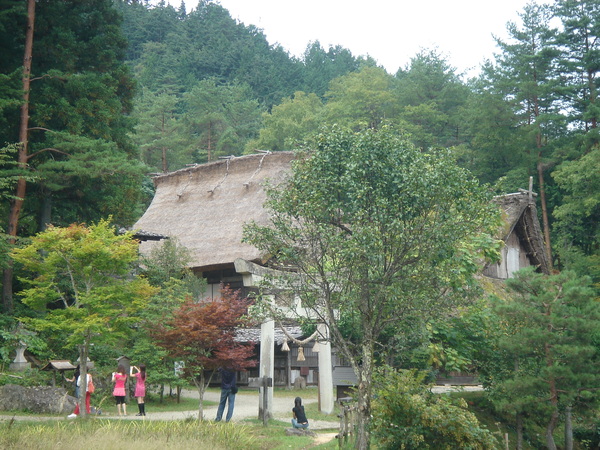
317 323 334 414
258 319 274 420
235 258 335 417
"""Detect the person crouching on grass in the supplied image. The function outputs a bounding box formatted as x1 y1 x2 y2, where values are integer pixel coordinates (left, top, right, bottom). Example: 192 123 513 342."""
130 364 146 416
292 396 309 429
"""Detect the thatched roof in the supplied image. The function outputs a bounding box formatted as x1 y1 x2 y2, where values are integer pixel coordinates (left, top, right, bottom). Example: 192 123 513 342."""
492 191 550 275
133 152 295 270
135 154 549 277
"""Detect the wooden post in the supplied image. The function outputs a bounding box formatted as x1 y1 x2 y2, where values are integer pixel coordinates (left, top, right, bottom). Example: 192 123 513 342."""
286 347 292 390
249 376 272 426
528 176 533 203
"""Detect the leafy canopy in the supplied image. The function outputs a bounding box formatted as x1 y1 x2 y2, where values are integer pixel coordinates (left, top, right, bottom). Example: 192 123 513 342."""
244 125 500 447
12 219 156 350
245 125 500 355
153 286 256 376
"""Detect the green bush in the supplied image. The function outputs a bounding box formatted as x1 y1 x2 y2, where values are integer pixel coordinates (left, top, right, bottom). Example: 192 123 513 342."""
573 422 600 449
371 367 498 449
0 369 54 388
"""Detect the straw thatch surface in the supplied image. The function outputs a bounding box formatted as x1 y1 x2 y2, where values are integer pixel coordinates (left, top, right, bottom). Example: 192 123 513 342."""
491 191 550 275
134 154 549 277
133 152 295 270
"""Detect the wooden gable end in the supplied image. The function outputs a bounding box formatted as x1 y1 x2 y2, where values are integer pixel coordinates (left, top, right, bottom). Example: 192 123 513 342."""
483 192 550 279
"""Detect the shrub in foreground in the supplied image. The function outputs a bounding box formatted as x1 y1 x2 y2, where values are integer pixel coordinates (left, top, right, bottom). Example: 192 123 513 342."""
371 367 498 449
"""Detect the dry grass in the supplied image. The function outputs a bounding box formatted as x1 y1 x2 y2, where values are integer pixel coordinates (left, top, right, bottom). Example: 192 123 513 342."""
0 419 257 450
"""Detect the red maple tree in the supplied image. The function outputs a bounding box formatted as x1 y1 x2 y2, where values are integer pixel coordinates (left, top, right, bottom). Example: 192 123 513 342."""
153 285 257 420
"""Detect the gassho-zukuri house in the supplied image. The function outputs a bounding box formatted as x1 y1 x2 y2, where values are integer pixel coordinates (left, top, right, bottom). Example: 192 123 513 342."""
133 151 551 414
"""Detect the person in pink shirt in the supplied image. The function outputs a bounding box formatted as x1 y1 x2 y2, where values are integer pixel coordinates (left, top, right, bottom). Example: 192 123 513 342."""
112 364 128 416
130 364 146 416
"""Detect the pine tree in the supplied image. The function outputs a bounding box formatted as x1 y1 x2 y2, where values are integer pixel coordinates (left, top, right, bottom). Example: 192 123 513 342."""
490 267 600 450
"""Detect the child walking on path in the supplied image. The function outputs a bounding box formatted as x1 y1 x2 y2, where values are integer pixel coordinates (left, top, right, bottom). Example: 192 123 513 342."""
291 396 309 429
112 365 128 416
130 364 146 416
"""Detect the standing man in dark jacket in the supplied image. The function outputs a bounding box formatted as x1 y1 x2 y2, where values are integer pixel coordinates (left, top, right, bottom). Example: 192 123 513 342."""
215 367 237 422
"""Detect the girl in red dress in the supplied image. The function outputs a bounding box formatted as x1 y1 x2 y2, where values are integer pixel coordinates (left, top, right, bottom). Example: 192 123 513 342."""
130 364 146 416
112 364 128 416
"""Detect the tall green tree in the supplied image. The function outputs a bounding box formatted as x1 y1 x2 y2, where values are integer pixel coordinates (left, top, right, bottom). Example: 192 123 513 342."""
133 88 188 172
551 147 600 281
324 66 400 130
183 78 262 162
458 77 530 188
244 126 500 449
12 219 157 417
488 267 600 450
481 3 562 266
553 0 600 148
1 0 35 314
548 0 600 278
301 41 371 98
395 49 472 150
1 0 144 312
245 91 324 152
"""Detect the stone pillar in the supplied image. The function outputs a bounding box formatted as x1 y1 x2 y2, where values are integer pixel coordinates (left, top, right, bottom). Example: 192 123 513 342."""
317 323 334 413
9 342 30 371
258 319 274 420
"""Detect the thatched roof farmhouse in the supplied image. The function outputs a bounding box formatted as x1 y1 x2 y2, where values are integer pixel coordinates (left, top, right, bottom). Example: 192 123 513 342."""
133 152 550 390
134 152 549 285
134 151 295 295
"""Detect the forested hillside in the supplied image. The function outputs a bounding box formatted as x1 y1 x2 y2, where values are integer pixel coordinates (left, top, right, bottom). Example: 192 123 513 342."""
0 0 598 315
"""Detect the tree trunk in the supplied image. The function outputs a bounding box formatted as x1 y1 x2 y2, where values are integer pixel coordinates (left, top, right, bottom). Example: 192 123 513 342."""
38 190 51 231
194 373 205 421
545 341 558 450
588 68 597 132
3 0 36 314
516 412 523 450
564 406 573 450
207 122 213 161
161 111 168 172
537 158 553 270
161 146 167 172
79 340 89 418
545 408 559 450
355 341 373 449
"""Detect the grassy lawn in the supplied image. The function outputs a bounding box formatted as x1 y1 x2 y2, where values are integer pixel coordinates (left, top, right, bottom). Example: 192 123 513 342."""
3 385 595 448
0 417 341 450
0 386 342 449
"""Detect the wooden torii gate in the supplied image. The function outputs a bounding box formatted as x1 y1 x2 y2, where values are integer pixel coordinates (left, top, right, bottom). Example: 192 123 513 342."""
235 258 335 419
